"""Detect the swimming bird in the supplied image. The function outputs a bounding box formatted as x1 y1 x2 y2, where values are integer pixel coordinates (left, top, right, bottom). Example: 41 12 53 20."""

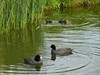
58 19 67 25
24 55 43 70
45 20 52 24
24 54 43 65
50 44 73 56
45 19 67 25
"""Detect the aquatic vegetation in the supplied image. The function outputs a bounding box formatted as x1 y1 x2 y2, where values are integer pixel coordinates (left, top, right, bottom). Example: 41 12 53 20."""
0 0 100 33
0 0 45 33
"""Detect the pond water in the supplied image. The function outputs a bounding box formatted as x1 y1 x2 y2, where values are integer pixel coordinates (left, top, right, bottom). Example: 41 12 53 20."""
0 6 100 75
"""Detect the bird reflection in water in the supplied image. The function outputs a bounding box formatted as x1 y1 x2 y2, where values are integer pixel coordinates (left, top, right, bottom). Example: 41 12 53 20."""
51 51 56 61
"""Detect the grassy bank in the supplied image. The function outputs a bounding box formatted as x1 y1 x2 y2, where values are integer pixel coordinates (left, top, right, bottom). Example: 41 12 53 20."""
44 0 100 11
66 0 100 7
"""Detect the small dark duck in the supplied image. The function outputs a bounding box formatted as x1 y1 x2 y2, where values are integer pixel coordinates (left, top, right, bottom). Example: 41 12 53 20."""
24 55 43 70
24 55 43 65
50 44 73 56
45 19 67 25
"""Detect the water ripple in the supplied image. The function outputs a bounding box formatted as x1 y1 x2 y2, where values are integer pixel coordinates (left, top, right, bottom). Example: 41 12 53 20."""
0 53 91 75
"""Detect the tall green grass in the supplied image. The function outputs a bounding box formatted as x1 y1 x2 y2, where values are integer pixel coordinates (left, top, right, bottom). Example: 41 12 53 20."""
0 0 45 33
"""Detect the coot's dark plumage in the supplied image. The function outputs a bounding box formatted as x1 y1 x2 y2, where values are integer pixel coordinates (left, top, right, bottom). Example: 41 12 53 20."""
51 44 73 56
24 55 43 65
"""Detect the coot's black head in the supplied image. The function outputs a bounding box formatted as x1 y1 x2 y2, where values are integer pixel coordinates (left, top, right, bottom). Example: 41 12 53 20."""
34 55 41 62
51 44 56 50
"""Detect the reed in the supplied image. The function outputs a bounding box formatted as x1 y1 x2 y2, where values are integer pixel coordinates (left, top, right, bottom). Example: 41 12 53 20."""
0 0 44 33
